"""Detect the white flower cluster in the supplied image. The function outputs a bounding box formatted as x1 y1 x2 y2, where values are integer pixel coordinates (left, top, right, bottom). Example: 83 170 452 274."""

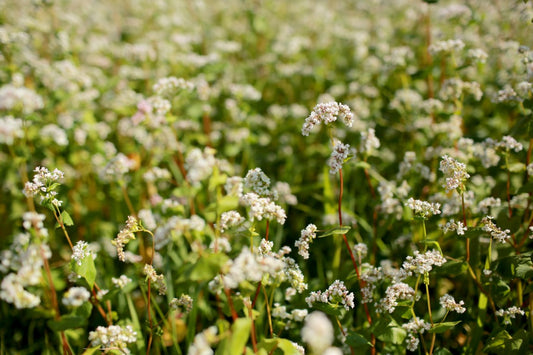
467 48 489 63
218 210 245 233
495 306 525 324
359 128 380 155
327 141 351 174
0 115 23 145
170 294 193 314
439 78 483 101
272 181 298 205
295 224 317 259
185 147 217 186
209 237 232 253
62 287 91 307
0 84 44 114
439 294 466 313
402 250 447 276
353 243 368 259
428 39 465 55
477 197 501 214
406 198 441 219
143 167 171 182
23 166 65 207
305 280 355 311
301 102 353 136
439 154 470 193
378 282 415 313
72 240 94 266
493 86 521 103
112 275 132 289
153 76 194 97
224 176 244 197
100 153 136 182
143 264 167 295
211 247 285 290
244 168 273 197
302 311 335 354
22 212 47 236
496 135 523 152
402 317 431 351
88 325 137 355
240 192 286 224
480 216 510 243
113 216 141 262
188 326 217 355
440 219 467 235
272 303 308 322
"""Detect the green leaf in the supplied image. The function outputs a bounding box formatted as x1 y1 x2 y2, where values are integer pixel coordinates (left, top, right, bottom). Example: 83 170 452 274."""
47 315 86 331
434 348 453 355
372 317 407 344
311 301 343 317
74 302 93 319
345 331 372 348
257 338 301 355
507 162 525 173
70 256 96 289
217 318 252 355
429 321 461 334
81 346 101 355
60 210 74 226
318 225 351 238
187 253 229 281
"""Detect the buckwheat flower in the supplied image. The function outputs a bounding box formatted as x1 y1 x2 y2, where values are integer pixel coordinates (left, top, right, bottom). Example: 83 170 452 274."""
0 84 44 114
244 168 272 197
273 181 298 205
170 294 193 314
497 136 523 152
481 216 510 243
327 141 350 174
100 153 136 182
439 154 470 193
22 212 46 235
439 294 466 313
113 216 141 262
493 86 522 103
353 243 368 259
185 147 217 186
41 124 68 146
302 102 353 136
88 325 137 355
477 197 502 214
188 326 217 355
378 282 416 313
153 77 194 97
272 303 291 319
359 128 380 156
440 219 467 235
306 280 355 311
467 48 489 64
112 275 132 289
0 274 40 309
406 198 441 219
209 233 232 251
323 348 343 355
406 333 420 351
240 193 286 224
143 264 167 295
224 176 243 197
62 286 90 307
72 240 92 266
0 115 23 145
302 311 334 354
402 250 447 276
292 342 305 355
428 39 465 55
23 167 65 207
295 224 317 259
402 317 431 335
291 309 309 322
517 81 532 98
496 306 525 324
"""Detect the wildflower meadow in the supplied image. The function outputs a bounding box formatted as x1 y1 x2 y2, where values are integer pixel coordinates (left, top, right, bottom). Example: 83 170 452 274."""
1 0 533 354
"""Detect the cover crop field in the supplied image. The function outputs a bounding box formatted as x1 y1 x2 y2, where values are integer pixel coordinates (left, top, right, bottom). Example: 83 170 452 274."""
0 0 533 354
